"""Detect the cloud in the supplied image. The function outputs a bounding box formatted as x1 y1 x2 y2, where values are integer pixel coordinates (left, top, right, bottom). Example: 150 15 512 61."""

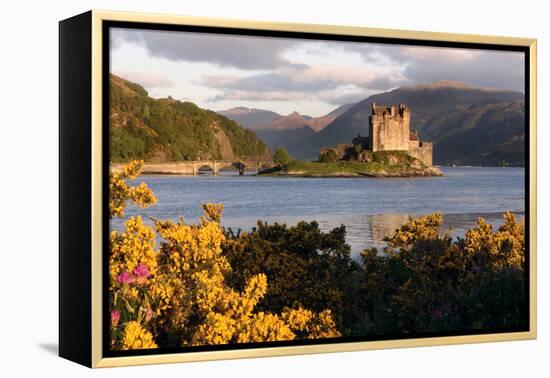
358 44 480 65
403 50 524 91
111 28 300 70
210 86 373 106
290 64 407 90
317 90 374 106
351 44 524 91
398 46 480 63
199 72 331 93
198 64 407 96
115 71 175 89
210 90 310 102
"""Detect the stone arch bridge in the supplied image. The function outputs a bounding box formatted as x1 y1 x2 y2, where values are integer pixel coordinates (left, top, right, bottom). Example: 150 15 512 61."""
112 160 274 176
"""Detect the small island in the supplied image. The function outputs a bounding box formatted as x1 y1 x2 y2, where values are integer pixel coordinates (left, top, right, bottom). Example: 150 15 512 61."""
259 103 442 178
259 153 442 178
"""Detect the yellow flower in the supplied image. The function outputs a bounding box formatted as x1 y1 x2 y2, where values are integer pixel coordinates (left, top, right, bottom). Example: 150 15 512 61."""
109 216 157 284
385 213 444 251
121 321 157 350
236 312 295 343
109 160 156 218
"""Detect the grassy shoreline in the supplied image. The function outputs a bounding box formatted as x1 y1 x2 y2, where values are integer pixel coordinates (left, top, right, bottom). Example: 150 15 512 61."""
258 160 443 178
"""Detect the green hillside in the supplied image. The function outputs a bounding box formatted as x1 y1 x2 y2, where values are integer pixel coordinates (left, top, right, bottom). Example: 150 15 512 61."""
109 74 271 162
424 101 525 166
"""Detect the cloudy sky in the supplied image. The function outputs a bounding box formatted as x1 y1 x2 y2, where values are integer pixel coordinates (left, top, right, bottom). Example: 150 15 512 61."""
110 27 524 117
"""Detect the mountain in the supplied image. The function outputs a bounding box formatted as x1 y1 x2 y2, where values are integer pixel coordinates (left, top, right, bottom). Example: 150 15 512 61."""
217 105 354 133
254 127 317 156
291 81 525 165
109 74 271 162
261 111 315 131
304 103 355 132
217 103 355 155
244 103 355 132
425 101 525 166
217 107 281 129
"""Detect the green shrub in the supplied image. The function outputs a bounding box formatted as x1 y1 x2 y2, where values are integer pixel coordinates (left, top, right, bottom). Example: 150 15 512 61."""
319 149 338 162
273 148 292 166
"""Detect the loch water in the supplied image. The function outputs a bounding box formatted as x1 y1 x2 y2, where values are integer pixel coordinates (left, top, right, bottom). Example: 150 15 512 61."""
111 167 525 256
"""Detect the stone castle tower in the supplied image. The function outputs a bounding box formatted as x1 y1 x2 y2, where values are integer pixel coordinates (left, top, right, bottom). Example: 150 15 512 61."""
368 103 433 166
369 103 411 151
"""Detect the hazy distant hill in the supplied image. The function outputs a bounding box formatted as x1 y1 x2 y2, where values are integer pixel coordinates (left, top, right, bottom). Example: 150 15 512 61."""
219 104 354 132
300 103 355 132
109 75 271 162
291 81 525 165
218 103 354 154
217 107 281 129
260 111 315 131
255 127 318 156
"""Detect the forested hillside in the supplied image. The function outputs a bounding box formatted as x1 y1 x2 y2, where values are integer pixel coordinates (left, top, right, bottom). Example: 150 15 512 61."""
109 74 271 162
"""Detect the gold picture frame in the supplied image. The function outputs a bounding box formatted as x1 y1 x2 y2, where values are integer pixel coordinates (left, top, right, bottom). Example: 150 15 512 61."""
59 9 537 368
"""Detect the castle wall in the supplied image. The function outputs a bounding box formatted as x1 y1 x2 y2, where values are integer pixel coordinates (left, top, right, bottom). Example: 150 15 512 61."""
408 140 420 149
408 142 433 167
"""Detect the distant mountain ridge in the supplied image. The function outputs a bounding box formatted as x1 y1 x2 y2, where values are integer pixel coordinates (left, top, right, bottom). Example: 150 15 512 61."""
218 103 354 132
218 103 355 153
217 107 281 129
399 80 474 90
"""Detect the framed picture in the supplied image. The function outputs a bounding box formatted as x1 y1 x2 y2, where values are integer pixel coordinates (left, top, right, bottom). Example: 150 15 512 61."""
59 10 537 368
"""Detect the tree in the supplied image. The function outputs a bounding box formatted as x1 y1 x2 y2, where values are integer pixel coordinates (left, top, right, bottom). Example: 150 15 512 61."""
319 149 338 163
273 148 291 167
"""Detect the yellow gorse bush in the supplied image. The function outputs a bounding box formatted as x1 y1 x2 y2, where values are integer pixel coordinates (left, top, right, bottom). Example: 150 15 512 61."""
110 216 158 284
121 321 158 350
384 213 444 251
383 211 524 273
109 160 157 218
464 211 525 270
109 161 341 350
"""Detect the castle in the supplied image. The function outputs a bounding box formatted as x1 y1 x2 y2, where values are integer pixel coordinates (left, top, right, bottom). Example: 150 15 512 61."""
320 103 433 166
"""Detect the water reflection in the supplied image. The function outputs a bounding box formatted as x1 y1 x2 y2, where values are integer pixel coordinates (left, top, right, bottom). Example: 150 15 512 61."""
218 211 525 257
335 212 524 255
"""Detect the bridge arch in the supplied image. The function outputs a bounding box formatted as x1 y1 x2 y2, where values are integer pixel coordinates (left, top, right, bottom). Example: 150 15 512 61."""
195 164 215 175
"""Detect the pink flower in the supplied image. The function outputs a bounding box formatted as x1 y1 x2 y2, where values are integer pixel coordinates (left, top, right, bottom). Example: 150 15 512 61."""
145 308 154 322
111 310 121 327
133 263 150 278
117 271 135 285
